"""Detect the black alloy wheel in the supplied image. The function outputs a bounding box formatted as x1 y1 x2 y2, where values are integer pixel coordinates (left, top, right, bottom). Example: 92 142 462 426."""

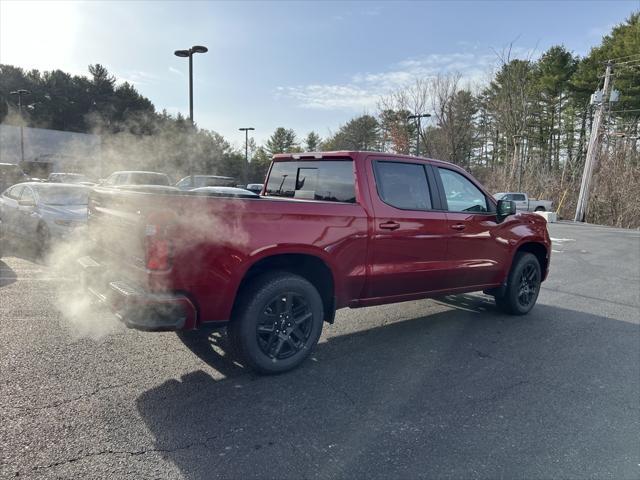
517 263 540 309
494 252 542 315
229 271 324 374
257 292 314 360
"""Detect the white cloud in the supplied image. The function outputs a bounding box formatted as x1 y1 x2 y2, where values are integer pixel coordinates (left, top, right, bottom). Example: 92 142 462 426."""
169 66 184 77
276 51 500 111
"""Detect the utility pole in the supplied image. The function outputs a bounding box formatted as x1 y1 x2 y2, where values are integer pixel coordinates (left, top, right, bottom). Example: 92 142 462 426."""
574 62 613 222
407 113 431 157
239 127 255 185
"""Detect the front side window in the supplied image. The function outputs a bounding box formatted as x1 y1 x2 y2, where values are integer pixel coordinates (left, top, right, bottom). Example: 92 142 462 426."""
374 161 432 210
438 168 489 213
265 160 356 203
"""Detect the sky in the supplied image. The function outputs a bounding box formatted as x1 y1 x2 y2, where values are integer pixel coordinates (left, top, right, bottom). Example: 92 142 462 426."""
0 0 638 148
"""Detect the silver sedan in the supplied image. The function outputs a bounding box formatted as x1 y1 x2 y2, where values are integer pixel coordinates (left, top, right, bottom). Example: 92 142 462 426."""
0 182 90 253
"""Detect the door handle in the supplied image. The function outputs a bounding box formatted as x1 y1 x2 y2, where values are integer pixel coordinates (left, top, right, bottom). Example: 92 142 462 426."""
450 223 466 231
379 221 400 231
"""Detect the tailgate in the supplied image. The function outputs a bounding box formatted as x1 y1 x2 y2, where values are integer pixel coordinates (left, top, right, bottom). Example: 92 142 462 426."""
87 187 160 278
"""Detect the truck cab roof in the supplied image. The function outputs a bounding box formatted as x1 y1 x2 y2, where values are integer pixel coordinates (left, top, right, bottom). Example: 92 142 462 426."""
272 151 459 169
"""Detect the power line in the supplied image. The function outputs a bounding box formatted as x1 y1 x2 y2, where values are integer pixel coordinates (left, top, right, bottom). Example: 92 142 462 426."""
607 53 640 62
612 59 640 66
609 108 640 113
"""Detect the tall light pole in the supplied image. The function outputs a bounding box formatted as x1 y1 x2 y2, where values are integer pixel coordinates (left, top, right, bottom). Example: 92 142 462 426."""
174 45 208 182
174 45 208 124
10 89 31 164
239 127 255 185
407 113 431 157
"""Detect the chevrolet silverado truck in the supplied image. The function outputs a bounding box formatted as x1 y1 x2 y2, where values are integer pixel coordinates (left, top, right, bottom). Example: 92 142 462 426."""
80 152 551 373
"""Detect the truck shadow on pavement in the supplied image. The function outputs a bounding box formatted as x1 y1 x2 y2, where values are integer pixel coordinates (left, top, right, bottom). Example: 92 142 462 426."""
0 260 17 287
136 297 638 480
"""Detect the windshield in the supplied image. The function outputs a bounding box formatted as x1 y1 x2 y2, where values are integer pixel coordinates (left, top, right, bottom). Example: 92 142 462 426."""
35 185 90 205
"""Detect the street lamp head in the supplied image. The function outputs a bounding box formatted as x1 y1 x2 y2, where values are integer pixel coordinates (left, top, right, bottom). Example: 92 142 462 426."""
239 127 255 132
407 113 431 120
191 45 208 54
174 49 190 58
10 89 31 96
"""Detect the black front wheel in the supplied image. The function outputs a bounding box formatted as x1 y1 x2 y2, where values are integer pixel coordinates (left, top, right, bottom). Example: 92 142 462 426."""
495 252 542 315
229 272 324 374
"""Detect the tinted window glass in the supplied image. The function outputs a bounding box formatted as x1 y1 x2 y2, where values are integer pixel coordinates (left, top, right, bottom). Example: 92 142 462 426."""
375 161 432 210
438 168 488 213
265 160 355 203
513 194 526 201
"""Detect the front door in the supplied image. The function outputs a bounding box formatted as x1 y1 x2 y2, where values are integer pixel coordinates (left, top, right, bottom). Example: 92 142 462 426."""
365 158 450 299
434 166 509 289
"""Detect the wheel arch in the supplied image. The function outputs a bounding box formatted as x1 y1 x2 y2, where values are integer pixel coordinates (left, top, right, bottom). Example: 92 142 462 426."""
515 241 549 280
232 252 337 324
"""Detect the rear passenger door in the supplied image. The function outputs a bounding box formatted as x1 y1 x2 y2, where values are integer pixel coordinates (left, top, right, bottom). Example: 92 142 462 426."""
365 158 450 299
434 167 508 288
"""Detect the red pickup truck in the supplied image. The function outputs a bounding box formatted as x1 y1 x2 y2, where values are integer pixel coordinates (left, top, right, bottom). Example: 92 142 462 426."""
80 151 550 373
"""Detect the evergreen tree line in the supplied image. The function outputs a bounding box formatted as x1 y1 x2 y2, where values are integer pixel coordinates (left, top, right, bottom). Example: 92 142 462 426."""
1 14 637 226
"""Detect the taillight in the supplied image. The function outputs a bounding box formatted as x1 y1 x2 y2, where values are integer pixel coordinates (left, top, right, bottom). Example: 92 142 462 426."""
145 226 173 271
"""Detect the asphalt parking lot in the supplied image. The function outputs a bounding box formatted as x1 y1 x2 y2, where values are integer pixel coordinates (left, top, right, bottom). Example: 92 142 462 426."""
1 221 638 479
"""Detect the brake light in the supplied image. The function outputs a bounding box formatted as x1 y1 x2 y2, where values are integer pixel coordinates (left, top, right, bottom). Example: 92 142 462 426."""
145 227 172 271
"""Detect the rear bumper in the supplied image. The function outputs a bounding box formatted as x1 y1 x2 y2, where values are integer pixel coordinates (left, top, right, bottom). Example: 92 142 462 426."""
78 256 196 331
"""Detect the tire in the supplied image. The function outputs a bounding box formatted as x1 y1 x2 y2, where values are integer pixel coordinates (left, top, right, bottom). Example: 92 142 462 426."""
494 252 541 315
228 271 324 374
534 206 545 212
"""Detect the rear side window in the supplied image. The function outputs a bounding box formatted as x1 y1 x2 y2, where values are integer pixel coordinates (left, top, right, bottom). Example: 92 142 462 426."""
265 160 356 203
512 194 526 201
438 168 489 213
374 161 432 210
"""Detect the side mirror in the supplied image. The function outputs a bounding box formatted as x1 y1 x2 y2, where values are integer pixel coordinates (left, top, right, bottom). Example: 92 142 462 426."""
497 199 516 221
18 199 36 208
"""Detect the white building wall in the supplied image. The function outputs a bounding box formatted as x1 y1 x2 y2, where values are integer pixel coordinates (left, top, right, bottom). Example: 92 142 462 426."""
0 124 101 176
